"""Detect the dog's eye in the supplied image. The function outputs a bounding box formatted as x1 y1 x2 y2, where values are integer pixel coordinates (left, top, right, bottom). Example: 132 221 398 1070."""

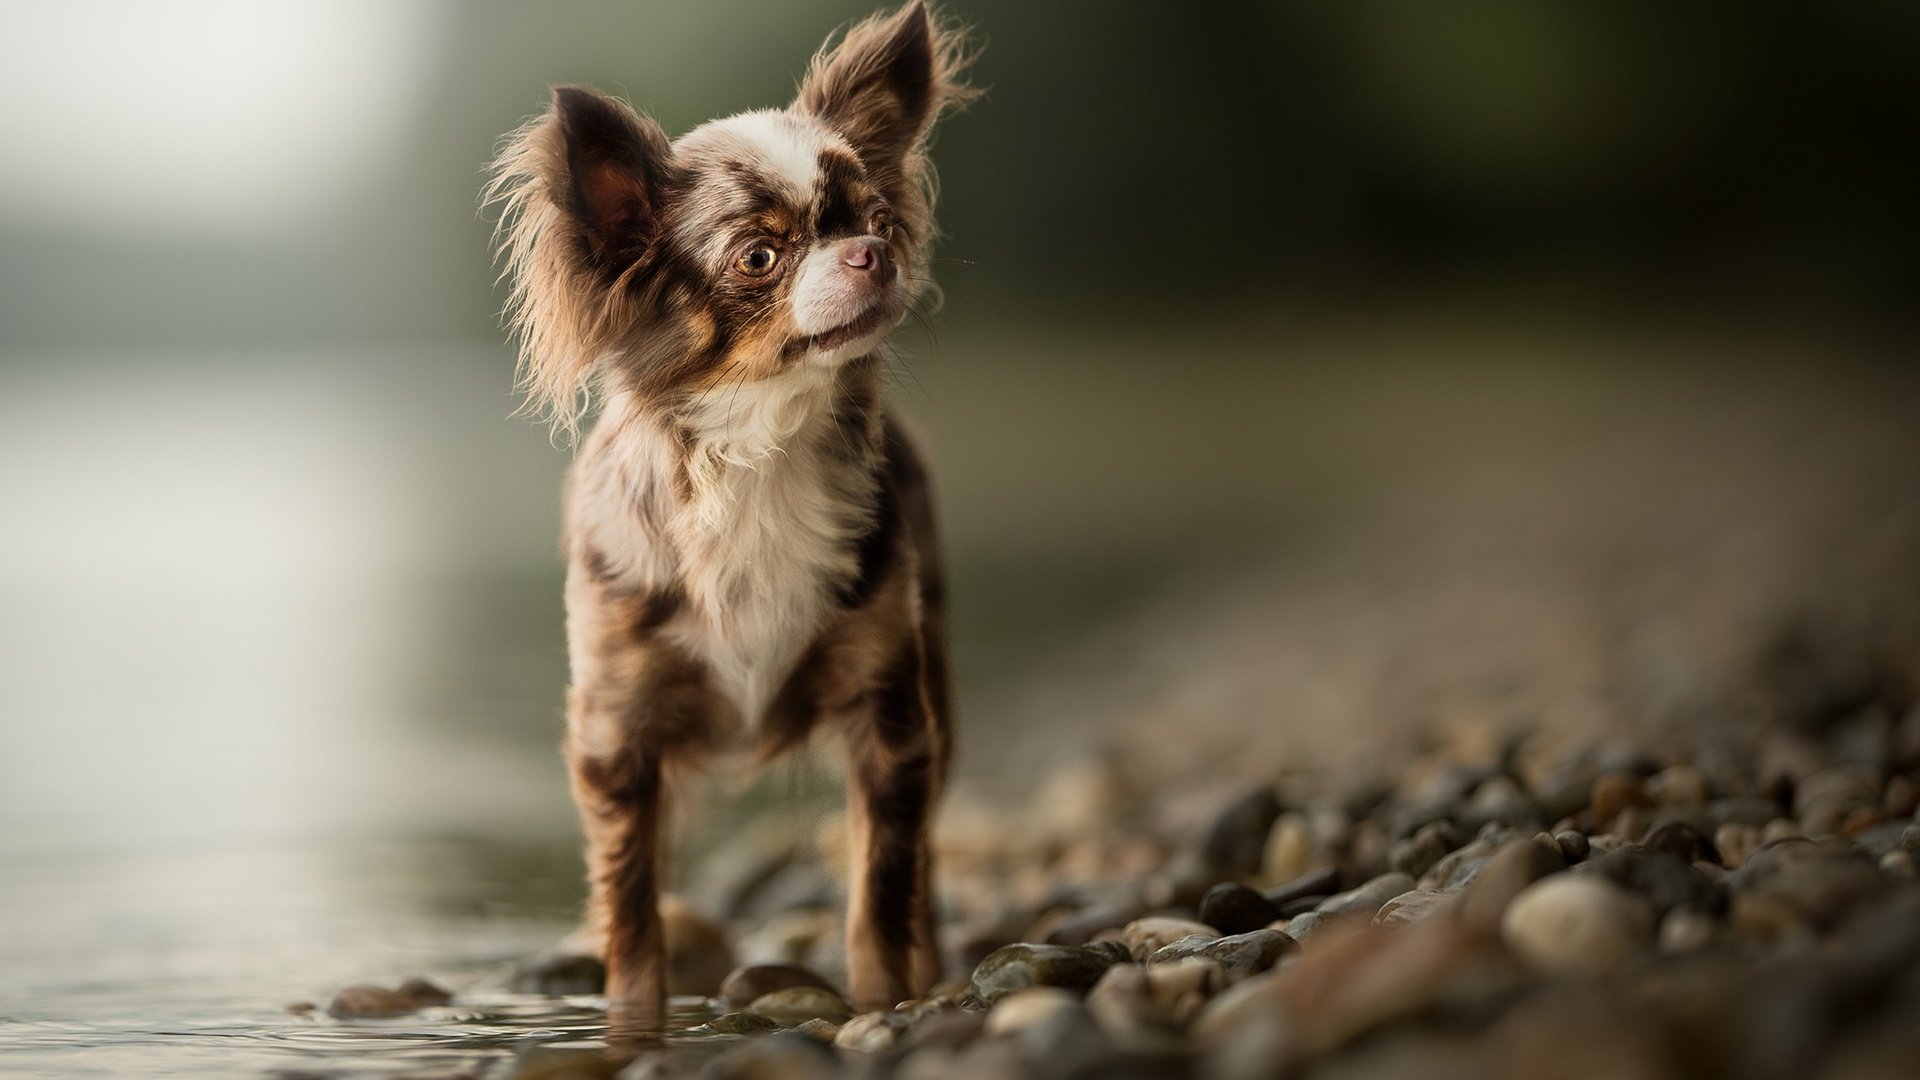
868 209 895 241
735 243 781 277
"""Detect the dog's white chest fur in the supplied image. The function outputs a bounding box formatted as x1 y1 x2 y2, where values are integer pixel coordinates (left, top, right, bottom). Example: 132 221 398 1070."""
633 374 870 728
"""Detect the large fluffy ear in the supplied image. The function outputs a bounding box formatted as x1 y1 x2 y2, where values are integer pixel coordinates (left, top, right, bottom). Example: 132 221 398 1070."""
795 1 976 174
485 87 676 439
551 86 674 264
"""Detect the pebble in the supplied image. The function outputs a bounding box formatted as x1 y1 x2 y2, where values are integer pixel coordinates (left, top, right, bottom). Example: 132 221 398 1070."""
1197 785 1286 883
982 986 1081 1037
1374 889 1454 926
1121 917 1218 959
696 1011 782 1036
1279 911 1339 945
1389 820 1462 879
1262 865 1340 907
1576 846 1723 916
1727 838 1889 933
786 1018 840 1044
717 964 837 1009
1038 903 1139 948
1641 820 1715 864
509 950 605 996
1418 835 1505 892
1456 837 1566 932
326 984 419 1019
394 976 453 1007
968 942 1130 1004
1261 812 1314 884
1714 823 1766 870
1198 883 1282 935
1316 871 1415 918
697 1032 840 1080
744 986 852 1025
1590 772 1651 830
1464 775 1543 832
1148 928 1294 981
833 1010 905 1052
1501 876 1654 976
661 895 735 998
1553 829 1590 863
1795 765 1883 836
1648 764 1712 807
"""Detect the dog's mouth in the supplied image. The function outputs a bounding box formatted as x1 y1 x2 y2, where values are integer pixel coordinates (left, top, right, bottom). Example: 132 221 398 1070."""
785 301 898 358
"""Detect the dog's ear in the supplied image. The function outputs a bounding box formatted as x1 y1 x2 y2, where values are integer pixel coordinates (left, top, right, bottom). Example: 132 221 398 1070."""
552 86 674 262
795 1 974 174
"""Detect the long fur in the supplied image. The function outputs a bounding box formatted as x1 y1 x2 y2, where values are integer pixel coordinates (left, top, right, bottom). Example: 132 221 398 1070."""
483 1 976 1023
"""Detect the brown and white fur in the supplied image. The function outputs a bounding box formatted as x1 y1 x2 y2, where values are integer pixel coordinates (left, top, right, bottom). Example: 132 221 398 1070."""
485 2 975 1026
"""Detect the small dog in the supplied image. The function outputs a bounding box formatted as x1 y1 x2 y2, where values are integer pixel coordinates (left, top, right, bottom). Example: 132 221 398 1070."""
486 2 974 1025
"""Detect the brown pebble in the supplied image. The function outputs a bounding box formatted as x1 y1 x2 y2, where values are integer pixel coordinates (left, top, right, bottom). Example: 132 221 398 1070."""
1590 773 1650 831
1715 823 1765 870
1647 765 1711 808
395 976 452 1007
326 984 418 1019
1554 830 1590 863
1841 806 1891 837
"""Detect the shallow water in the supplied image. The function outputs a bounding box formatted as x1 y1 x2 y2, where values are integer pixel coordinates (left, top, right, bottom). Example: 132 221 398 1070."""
0 836 745 1078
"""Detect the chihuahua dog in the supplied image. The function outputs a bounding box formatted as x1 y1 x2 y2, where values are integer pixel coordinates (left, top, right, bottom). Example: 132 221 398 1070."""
486 2 974 1024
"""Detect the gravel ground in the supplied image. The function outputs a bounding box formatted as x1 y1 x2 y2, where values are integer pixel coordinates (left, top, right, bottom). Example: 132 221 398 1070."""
324 346 1920 1079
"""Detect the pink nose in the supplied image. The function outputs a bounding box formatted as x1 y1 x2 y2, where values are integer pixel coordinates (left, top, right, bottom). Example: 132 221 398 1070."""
841 237 896 284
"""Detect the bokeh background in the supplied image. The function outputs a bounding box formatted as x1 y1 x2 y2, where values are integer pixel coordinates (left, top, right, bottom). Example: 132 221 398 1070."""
2 1 1917 1074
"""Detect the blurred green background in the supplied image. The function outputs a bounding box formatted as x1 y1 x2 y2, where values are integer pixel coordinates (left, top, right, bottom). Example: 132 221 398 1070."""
2 4 1918 1047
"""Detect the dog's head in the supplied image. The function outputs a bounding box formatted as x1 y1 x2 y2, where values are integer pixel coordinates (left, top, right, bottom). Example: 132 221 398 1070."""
489 1 976 434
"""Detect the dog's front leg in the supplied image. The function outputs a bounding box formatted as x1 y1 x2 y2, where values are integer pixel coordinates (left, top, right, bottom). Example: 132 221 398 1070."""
566 725 667 1027
563 572 708 1032
844 641 944 1010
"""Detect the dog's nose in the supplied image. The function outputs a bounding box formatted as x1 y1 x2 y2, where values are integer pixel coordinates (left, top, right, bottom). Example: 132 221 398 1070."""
841 237 895 284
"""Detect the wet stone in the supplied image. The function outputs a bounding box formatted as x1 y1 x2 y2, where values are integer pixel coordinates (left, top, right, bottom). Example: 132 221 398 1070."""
326 983 420 1019
1198 882 1282 935
699 1032 839 1080
969 942 1129 1004
745 986 852 1025
395 976 453 1007
695 1011 782 1036
510 950 605 997
833 1010 906 1052
717 963 838 1010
